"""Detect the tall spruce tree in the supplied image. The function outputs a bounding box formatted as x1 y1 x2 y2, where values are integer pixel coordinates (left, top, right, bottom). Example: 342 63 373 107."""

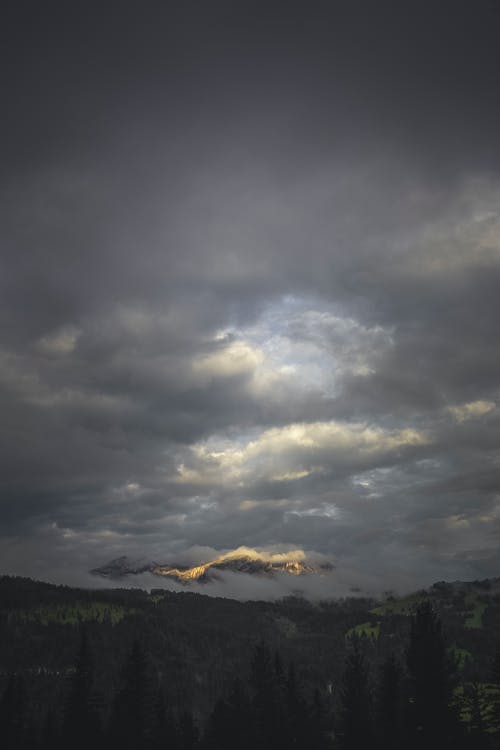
151 686 177 750
226 678 251 750
204 697 231 750
63 630 101 750
0 675 27 750
204 678 251 750
109 640 150 750
40 707 60 750
310 688 327 750
375 653 404 750
285 662 310 750
492 643 500 687
466 682 488 750
406 601 457 750
339 637 373 750
179 710 198 750
490 643 500 746
249 642 280 750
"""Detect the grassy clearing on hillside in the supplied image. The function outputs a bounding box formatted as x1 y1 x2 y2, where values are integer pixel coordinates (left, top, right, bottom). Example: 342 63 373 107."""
346 621 380 640
464 594 487 629
449 643 473 670
454 683 500 732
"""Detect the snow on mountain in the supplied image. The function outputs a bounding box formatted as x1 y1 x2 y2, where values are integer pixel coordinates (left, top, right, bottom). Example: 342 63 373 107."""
91 547 334 584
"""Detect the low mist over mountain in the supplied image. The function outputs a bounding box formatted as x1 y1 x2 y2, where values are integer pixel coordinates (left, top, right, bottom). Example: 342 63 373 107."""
91 546 334 584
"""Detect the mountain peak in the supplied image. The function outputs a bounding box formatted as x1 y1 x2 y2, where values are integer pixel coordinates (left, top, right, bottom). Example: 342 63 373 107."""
91 547 333 584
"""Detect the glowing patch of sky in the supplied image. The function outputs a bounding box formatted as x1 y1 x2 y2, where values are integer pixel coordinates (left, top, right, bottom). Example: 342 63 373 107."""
214 294 393 398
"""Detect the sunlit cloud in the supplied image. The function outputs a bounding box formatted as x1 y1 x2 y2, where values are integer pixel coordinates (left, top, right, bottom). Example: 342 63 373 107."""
192 339 264 379
175 420 430 487
448 400 496 422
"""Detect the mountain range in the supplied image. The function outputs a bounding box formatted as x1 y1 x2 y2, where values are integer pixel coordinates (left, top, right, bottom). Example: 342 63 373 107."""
91 546 334 584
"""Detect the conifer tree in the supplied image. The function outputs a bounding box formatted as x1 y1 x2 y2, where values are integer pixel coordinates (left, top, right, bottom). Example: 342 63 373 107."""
492 643 500 686
249 642 280 750
310 688 327 750
204 678 251 750
63 630 101 750
204 697 231 750
226 678 251 750
0 676 26 750
406 601 457 750
375 653 404 750
109 640 150 750
40 707 60 750
489 641 500 744
467 682 488 750
21 716 36 750
285 662 310 749
274 652 286 694
338 637 373 750
151 686 177 750
179 710 198 750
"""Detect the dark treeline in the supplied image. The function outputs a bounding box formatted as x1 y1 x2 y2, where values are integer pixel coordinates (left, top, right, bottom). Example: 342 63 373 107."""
2 600 500 750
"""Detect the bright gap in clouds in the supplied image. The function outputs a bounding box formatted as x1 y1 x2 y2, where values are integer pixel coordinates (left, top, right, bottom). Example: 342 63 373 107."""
173 295 424 528
196 294 394 399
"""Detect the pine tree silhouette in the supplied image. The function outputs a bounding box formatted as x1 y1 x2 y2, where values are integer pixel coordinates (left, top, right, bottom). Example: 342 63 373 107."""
406 601 457 750
0 675 27 750
150 686 177 750
375 653 404 750
63 630 101 750
466 682 488 749
204 696 231 750
492 643 500 686
109 640 150 750
178 709 198 750
490 640 500 742
309 688 327 750
225 678 251 750
40 707 60 750
339 637 373 750
249 642 280 750
285 662 310 749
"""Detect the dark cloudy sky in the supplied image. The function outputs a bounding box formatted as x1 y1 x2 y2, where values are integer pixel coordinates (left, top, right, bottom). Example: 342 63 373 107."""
2 0 500 594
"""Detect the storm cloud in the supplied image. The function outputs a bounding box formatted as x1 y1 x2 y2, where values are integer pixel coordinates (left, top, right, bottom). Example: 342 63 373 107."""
2 1 500 594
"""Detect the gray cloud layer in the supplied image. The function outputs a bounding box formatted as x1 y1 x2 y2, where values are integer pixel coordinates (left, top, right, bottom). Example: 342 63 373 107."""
2 1 500 595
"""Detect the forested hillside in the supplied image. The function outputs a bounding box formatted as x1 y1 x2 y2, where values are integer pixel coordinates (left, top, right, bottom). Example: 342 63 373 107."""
1 575 500 749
